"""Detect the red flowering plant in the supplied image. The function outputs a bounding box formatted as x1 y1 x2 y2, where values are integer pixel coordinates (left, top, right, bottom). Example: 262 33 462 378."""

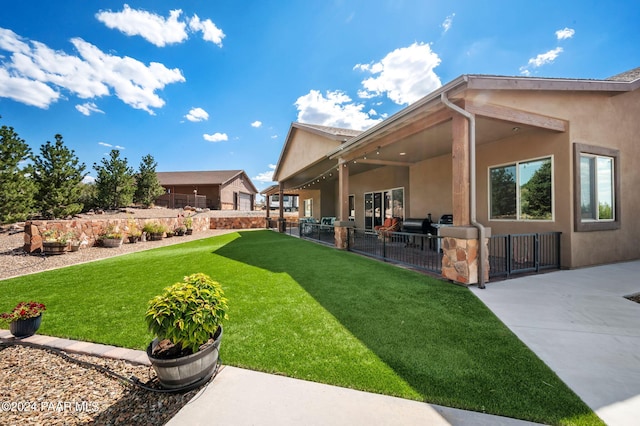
0 301 46 325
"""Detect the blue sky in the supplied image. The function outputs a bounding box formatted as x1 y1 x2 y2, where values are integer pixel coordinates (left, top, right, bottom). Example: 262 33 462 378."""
1 1 639 193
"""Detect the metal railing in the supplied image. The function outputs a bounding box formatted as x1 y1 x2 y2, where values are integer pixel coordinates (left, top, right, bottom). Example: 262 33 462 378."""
348 229 443 274
299 222 335 245
266 218 299 236
488 232 561 278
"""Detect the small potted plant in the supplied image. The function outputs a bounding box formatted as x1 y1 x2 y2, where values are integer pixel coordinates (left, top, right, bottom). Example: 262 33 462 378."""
145 273 228 390
99 224 124 248
41 229 74 255
1 301 47 338
143 222 167 241
184 216 193 235
174 226 186 236
126 220 142 243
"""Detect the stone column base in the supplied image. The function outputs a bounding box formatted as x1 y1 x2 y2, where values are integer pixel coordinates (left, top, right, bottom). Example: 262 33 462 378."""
439 226 490 285
334 221 355 250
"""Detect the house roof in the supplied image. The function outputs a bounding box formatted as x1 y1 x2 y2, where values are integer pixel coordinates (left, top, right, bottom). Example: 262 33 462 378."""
607 66 640 82
157 170 258 193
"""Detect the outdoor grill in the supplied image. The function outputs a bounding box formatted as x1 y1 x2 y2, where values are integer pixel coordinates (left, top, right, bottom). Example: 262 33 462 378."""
401 217 432 234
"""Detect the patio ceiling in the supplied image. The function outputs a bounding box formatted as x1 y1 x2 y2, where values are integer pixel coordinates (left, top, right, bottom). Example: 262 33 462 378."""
280 90 568 192
281 116 546 192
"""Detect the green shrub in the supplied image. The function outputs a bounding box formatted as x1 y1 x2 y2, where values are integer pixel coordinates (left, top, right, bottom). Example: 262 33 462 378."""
145 273 228 353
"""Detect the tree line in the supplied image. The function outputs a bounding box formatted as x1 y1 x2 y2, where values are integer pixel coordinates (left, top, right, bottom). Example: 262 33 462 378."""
0 119 165 224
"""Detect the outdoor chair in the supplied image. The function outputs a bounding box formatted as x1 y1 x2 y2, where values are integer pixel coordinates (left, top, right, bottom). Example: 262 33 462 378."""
376 217 400 240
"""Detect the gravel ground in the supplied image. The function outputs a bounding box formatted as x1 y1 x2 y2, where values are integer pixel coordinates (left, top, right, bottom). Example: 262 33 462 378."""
0 208 256 425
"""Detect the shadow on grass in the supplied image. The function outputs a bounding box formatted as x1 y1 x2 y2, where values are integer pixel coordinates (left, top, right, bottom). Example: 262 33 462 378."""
212 231 601 426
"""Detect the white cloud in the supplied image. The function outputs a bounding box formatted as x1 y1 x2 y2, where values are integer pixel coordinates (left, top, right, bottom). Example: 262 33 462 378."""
98 142 124 150
355 42 442 105
251 120 262 128
520 47 563 75
203 132 228 142
96 5 225 48
271 134 278 139
189 15 225 47
0 67 60 108
253 164 276 183
76 101 104 116
96 5 188 47
556 27 575 40
82 175 96 184
185 107 209 122
0 27 185 113
442 13 455 33
294 90 382 131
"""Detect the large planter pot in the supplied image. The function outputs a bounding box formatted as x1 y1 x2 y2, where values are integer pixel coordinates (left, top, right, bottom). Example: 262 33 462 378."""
102 238 123 248
10 314 43 338
147 326 223 390
42 241 68 255
149 232 164 241
185 229 193 235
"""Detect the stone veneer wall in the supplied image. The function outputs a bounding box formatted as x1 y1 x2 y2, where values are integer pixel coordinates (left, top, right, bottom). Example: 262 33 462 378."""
24 216 210 253
209 217 269 229
441 236 489 285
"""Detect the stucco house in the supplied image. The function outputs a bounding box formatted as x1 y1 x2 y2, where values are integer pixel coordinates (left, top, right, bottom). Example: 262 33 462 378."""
156 170 258 210
269 67 640 285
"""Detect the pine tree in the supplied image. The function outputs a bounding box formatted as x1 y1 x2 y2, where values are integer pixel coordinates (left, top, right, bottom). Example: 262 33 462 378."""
32 134 87 219
93 149 135 209
134 154 165 207
0 122 35 224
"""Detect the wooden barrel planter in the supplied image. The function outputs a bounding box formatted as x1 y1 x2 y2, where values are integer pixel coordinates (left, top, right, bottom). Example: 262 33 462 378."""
147 326 223 390
42 241 68 255
102 238 123 248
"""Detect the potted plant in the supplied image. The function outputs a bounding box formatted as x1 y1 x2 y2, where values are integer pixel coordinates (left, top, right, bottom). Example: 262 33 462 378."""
126 220 142 243
174 226 186 236
184 216 193 235
145 273 228 390
143 222 167 241
1 301 47 338
41 229 73 254
99 224 124 248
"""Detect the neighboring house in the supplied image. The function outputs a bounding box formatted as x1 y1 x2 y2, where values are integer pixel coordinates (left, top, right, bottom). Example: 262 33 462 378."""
156 170 258 210
270 67 640 285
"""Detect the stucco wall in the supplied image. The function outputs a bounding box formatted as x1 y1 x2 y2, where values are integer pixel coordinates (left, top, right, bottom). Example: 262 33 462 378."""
409 153 453 221
277 130 341 181
469 88 640 268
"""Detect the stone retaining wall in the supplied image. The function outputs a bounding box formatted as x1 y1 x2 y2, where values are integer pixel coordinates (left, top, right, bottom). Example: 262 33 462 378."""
209 217 268 229
23 216 210 253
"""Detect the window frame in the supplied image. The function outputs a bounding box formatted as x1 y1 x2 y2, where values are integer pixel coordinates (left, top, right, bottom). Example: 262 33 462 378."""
573 143 620 232
488 155 555 222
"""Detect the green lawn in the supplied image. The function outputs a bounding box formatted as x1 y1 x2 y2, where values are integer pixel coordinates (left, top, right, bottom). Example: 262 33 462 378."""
0 230 602 425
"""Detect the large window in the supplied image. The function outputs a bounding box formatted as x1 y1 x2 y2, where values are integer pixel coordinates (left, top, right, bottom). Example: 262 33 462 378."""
574 144 619 231
490 157 553 221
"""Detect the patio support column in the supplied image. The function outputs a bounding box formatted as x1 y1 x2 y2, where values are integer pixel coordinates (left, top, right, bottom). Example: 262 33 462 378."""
278 184 286 232
265 194 271 228
334 160 353 249
451 113 470 226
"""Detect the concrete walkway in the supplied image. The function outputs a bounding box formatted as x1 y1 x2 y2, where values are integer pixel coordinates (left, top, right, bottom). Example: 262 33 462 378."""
471 260 640 426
